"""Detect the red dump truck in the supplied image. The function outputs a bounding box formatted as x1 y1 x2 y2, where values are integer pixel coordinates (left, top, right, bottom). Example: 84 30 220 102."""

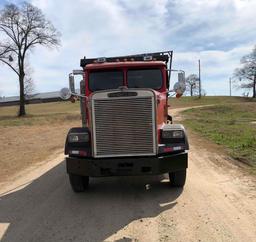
60 51 189 192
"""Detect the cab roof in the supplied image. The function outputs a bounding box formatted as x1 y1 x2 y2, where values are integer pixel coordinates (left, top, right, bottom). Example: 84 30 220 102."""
84 61 167 70
80 51 173 70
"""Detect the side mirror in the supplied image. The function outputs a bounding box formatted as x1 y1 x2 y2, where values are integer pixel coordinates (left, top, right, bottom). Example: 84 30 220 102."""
173 82 186 96
60 70 85 101
69 75 75 93
178 72 185 83
68 70 83 93
173 72 186 98
59 87 72 100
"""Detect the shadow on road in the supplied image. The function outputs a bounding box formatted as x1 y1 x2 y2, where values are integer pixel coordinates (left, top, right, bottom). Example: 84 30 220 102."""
0 161 183 242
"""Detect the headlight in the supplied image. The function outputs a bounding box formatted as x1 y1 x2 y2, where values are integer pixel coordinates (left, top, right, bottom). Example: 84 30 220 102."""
172 130 184 138
68 132 89 143
162 130 184 139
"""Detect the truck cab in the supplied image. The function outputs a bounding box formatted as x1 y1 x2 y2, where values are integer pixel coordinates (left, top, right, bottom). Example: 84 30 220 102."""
62 51 189 192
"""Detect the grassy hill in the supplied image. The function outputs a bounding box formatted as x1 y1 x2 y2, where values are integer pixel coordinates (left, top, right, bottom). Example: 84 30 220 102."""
169 96 254 108
175 96 256 172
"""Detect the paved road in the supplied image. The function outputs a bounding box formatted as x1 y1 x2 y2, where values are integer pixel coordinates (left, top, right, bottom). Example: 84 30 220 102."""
0 108 255 242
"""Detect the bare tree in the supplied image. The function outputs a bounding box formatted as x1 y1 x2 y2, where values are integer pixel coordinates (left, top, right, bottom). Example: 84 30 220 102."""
185 74 199 96
24 63 36 98
24 76 35 98
0 2 60 116
234 45 256 98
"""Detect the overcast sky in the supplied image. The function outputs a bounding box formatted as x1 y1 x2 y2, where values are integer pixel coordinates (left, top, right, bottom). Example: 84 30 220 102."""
0 0 255 96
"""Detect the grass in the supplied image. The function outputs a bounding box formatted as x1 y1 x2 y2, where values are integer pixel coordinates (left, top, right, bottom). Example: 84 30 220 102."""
182 102 256 172
0 101 80 126
169 96 254 108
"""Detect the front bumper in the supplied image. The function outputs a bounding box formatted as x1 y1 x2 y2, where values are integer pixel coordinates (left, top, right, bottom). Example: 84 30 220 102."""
66 152 188 177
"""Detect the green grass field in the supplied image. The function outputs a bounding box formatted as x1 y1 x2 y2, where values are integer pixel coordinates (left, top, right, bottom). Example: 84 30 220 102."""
181 100 256 171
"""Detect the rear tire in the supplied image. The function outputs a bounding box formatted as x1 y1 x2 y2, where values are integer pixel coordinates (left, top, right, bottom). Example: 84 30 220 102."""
169 170 186 187
69 174 89 192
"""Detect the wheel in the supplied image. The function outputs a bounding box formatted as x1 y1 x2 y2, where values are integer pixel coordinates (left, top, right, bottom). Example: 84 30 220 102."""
169 170 186 187
69 174 89 192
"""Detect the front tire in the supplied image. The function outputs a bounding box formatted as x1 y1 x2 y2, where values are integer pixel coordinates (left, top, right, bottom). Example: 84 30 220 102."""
69 174 89 192
169 170 186 187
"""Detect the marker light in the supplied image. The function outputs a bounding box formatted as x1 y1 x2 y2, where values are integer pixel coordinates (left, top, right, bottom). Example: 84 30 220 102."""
97 57 106 63
143 55 153 61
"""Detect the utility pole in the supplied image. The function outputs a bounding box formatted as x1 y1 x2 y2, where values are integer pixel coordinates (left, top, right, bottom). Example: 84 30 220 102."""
198 59 201 98
229 77 232 96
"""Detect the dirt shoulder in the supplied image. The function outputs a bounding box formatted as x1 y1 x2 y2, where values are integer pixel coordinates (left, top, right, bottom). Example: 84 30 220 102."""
0 102 80 184
0 124 73 184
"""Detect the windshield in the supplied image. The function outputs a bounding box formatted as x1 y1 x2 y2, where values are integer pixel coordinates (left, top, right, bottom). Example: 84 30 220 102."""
127 69 162 89
89 70 123 91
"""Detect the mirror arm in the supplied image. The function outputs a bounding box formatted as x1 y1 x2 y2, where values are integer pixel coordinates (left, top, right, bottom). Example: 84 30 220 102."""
73 70 84 75
166 69 185 75
70 92 87 100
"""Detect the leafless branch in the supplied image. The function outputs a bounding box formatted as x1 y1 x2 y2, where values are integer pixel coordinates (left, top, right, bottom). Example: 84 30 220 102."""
0 1 61 116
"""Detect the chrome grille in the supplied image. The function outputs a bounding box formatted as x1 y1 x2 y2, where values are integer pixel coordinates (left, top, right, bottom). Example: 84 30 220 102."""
92 92 156 157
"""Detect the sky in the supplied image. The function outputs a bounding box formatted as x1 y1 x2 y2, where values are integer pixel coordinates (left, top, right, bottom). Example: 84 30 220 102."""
0 0 255 97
